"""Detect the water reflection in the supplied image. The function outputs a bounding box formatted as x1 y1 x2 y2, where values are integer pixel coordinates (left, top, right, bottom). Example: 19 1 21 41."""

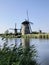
21 38 30 48
21 38 38 65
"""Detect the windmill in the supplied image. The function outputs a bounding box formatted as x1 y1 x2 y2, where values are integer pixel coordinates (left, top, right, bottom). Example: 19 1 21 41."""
9 23 17 35
21 11 33 35
9 23 21 35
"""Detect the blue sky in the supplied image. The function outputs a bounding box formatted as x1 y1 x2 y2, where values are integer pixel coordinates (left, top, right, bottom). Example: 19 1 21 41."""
0 0 49 33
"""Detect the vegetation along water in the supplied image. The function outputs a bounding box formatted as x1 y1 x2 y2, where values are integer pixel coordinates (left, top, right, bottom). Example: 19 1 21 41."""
0 37 49 65
0 37 39 65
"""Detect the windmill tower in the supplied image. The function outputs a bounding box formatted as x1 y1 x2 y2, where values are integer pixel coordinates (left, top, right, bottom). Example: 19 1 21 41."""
21 11 33 35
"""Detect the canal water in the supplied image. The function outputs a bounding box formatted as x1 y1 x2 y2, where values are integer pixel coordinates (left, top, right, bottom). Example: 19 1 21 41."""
0 37 49 65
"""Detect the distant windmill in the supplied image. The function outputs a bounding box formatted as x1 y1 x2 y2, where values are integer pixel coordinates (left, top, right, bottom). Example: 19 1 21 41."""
9 23 17 35
9 23 20 35
21 11 33 35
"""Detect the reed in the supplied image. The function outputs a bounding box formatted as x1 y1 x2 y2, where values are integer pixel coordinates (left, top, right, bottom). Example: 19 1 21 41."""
0 40 39 65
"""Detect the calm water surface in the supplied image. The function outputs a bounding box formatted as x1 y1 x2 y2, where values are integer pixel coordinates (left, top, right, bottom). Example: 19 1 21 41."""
0 37 49 65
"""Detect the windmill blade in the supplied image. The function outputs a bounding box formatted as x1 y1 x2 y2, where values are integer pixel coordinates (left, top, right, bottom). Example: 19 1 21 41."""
15 23 17 29
29 22 33 24
29 24 32 33
27 10 29 21
9 28 14 30
17 29 21 30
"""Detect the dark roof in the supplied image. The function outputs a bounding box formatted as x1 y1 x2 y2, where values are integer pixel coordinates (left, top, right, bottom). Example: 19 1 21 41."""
22 20 29 24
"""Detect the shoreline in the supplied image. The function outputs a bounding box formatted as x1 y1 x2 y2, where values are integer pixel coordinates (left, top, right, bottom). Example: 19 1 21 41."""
0 33 49 39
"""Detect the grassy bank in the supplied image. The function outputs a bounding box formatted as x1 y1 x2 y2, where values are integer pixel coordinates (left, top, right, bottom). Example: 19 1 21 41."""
0 34 21 38
22 33 49 39
0 33 49 39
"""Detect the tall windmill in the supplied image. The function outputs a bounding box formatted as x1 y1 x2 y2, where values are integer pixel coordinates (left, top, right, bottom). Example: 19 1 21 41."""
21 11 33 35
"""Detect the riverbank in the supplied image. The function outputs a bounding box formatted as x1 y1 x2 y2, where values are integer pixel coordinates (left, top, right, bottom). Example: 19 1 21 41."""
0 33 49 39
22 33 49 39
0 34 21 39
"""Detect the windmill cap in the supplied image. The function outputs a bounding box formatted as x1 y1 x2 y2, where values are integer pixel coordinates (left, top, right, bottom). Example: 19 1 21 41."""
22 20 29 24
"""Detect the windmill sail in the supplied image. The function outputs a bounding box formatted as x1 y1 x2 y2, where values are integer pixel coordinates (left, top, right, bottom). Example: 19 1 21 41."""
27 10 29 21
